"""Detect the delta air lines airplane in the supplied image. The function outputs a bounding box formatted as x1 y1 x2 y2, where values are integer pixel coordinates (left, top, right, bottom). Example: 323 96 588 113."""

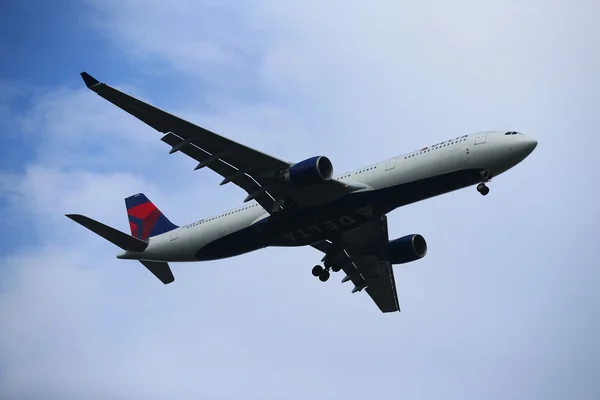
67 72 538 313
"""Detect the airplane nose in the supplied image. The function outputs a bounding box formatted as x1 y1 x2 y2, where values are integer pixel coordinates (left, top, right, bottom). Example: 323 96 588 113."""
488 132 538 176
511 135 538 162
523 136 538 155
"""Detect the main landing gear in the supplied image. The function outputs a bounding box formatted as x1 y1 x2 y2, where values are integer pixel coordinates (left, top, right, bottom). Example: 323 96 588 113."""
477 170 491 196
312 261 342 282
312 265 330 282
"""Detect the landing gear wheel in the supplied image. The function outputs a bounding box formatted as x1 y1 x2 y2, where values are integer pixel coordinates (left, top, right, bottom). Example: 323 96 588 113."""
477 183 490 196
331 264 342 273
319 269 330 282
312 265 323 277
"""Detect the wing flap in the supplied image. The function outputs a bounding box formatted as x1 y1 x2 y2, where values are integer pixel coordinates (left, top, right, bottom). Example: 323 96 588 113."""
311 215 400 313
362 258 400 313
81 72 289 208
160 131 277 211
80 72 355 211
338 254 400 313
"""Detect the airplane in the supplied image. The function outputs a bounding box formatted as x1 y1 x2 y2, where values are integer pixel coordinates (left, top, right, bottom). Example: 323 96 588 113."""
66 71 538 313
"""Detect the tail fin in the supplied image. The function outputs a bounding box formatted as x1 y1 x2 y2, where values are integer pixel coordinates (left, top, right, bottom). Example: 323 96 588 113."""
125 193 178 241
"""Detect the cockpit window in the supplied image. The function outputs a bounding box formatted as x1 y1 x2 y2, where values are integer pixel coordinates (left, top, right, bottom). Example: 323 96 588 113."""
505 131 520 135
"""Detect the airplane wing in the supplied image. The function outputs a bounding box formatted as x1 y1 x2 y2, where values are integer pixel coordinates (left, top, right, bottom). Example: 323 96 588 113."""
80 72 352 213
312 215 400 313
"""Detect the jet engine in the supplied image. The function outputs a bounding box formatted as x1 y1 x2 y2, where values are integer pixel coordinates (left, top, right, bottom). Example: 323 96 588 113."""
284 156 333 186
387 234 427 264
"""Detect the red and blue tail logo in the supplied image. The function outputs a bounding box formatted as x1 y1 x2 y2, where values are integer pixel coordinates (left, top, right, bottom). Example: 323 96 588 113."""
125 193 178 241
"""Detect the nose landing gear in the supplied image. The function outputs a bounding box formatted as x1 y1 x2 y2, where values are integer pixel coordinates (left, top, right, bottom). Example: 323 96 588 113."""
477 183 490 196
477 170 491 196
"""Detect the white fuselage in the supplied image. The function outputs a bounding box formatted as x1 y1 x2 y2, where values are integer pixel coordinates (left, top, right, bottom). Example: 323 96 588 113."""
119 130 537 262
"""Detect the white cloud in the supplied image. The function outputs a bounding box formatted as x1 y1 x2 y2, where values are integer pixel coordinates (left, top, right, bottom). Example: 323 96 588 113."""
1 0 600 398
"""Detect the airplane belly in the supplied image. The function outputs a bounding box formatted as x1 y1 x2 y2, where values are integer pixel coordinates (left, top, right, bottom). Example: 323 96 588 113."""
195 228 266 261
266 204 377 246
194 216 268 261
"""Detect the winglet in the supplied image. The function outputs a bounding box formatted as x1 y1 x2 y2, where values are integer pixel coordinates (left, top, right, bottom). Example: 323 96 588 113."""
80 72 100 88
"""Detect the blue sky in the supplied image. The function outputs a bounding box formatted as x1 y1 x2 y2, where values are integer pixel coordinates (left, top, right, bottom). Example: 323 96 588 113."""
1 1 600 399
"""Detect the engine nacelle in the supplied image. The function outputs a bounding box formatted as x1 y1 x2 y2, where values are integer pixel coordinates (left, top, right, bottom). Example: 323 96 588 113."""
284 156 333 186
387 234 427 265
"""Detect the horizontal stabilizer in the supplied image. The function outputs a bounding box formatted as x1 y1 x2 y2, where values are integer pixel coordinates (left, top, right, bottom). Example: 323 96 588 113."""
139 260 175 284
66 214 148 252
